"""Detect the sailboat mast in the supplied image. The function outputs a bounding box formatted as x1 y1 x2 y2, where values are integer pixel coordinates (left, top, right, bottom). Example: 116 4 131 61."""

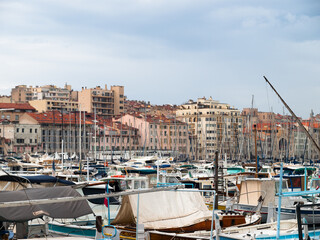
79 106 82 164
264 76 320 158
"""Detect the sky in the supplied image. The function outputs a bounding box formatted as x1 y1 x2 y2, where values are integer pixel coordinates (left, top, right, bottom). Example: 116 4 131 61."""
0 0 319 118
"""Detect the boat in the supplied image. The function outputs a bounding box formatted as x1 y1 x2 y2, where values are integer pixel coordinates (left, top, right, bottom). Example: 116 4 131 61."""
224 178 309 223
0 185 93 239
148 219 299 240
101 189 261 239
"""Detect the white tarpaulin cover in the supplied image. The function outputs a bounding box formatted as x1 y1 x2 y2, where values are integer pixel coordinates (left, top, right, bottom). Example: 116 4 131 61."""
111 191 212 230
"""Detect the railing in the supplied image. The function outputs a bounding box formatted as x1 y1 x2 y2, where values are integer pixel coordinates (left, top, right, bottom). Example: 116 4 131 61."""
296 202 320 240
156 182 195 188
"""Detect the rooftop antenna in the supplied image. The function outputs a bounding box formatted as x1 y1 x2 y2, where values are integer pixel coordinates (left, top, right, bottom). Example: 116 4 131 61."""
264 76 320 157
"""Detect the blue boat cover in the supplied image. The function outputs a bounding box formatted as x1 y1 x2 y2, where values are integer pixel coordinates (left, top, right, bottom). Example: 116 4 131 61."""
21 175 75 185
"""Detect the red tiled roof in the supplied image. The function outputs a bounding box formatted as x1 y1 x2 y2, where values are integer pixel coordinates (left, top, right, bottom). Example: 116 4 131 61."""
124 113 186 125
302 121 320 128
0 103 35 111
27 111 94 125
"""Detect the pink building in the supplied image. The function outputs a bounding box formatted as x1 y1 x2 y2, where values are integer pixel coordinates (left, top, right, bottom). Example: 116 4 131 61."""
96 119 141 153
119 113 189 156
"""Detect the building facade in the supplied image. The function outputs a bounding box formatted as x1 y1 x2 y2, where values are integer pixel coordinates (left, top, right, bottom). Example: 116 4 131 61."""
120 113 189 157
29 99 79 113
19 111 94 157
13 123 41 154
93 119 141 160
0 103 36 123
11 85 33 103
78 85 124 119
176 97 243 160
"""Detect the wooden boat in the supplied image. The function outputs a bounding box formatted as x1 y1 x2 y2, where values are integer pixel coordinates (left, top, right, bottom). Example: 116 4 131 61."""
148 219 300 240
101 190 261 239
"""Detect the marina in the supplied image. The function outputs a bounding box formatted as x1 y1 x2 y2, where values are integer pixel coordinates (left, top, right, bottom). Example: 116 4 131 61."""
0 0 319 236
1 79 320 240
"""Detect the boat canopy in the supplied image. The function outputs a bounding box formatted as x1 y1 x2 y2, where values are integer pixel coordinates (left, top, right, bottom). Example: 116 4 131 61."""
21 175 75 185
239 179 276 207
111 191 212 230
0 170 74 185
0 186 92 222
0 174 74 186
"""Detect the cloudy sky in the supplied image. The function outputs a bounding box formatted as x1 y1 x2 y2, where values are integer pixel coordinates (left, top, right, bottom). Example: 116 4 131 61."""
0 0 319 118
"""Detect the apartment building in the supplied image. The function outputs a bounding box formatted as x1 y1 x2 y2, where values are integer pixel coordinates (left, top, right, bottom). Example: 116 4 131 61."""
78 85 124 119
0 103 36 123
19 111 94 157
12 84 79 113
13 123 41 154
30 84 72 101
93 119 140 159
0 96 13 103
11 85 33 103
0 120 15 155
29 99 79 113
176 97 243 160
119 113 189 157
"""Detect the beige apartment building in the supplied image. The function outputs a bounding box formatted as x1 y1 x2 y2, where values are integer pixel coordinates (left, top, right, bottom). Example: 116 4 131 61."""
11 84 78 113
29 99 79 113
11 85 33 103
0 96 13 103
176 97 243 160
30 84 72 101
78 85 124 119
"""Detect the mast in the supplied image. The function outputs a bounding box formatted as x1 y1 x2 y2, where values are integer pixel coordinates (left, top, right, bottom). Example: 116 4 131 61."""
83 109 86 160
79 106 82 163
264 76 320 158
104 123 106 169
94 106 96 162
129 119 131 159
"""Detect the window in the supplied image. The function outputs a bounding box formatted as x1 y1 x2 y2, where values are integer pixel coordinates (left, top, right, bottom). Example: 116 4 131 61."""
35 129 38 133
30 129 32 133
22 128 24 133
16 128 19 133
15 115 19 121
30 139 33 143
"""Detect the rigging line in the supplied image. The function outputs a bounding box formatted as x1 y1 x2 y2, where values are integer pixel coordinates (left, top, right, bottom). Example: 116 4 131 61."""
265 81 271 112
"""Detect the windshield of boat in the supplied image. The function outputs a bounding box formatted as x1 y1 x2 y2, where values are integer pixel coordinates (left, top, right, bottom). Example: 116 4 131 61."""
260 168 271 173
275 180 288 193
311 179 320 189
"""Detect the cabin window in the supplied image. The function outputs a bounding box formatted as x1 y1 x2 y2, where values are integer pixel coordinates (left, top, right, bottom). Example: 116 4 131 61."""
275 181 288 194
134 181 140 189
